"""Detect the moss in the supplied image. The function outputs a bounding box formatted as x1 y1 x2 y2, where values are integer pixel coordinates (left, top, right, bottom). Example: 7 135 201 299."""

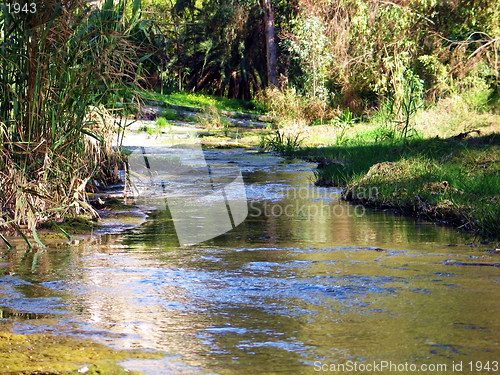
38 198 137 236
66 363 143 375
0 330 162 374
92 197 136 211
199 128 270 149
51 217 97 234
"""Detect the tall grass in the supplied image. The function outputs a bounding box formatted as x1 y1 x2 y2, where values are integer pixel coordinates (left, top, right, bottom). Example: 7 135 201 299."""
260 130 304 156
0 0 142 245
262 87 335 126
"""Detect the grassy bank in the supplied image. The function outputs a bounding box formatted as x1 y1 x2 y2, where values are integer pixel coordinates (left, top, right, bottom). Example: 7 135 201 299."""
291 133 499 238
134 117 270 149
139 90 267 114
133 90 274 148
137 90 500 238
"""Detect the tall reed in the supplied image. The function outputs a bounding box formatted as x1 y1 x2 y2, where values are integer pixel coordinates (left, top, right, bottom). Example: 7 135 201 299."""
0 0 142 246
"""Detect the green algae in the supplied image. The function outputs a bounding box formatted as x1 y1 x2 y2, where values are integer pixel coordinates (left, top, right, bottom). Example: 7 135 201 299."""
0 330 162 374
40 216 97 235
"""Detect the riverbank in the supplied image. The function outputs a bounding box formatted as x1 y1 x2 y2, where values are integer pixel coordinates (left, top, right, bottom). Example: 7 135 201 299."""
292 133 499 238
1 120 499 374
2 88 497 243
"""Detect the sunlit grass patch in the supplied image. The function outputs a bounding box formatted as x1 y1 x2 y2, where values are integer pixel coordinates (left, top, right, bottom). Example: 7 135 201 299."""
140 91 267 114
414 95 500 138
260 130 305 157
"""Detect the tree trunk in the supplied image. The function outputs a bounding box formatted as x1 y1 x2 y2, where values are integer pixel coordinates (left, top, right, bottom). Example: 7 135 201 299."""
262 0 279 88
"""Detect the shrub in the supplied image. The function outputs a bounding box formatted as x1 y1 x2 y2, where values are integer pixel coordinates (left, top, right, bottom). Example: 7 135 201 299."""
263 87 334 126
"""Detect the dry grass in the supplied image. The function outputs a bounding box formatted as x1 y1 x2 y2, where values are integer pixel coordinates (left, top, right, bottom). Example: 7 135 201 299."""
196 105 232 129
414 95 499 138
262 87 335 127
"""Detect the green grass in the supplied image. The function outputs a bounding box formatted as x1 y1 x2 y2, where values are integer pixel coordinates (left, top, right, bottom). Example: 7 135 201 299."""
291 133 500 238
140 90 267 114
155 116 173 132
260 130 305 156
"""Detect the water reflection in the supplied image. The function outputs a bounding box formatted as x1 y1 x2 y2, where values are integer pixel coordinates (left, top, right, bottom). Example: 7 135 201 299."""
0 149 499 374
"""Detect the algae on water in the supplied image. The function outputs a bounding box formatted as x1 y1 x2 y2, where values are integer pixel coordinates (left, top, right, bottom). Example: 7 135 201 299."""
0 330 162 374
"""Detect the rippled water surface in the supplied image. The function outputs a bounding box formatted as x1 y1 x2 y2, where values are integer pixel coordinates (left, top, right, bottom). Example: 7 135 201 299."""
1 149 499 374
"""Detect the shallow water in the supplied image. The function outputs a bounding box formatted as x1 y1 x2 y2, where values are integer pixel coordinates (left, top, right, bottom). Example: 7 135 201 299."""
1 148 499 374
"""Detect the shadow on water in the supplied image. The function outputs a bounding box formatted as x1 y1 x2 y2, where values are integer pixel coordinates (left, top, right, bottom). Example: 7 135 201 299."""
0 149 499 374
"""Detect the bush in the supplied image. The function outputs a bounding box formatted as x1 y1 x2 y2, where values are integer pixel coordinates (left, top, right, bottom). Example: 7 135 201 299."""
263 87 334 126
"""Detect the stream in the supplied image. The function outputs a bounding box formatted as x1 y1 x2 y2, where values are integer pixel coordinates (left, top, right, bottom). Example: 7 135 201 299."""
0 144 499 374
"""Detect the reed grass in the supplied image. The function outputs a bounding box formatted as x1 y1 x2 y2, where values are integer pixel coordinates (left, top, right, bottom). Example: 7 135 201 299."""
0 0 142 246
260 129 304 156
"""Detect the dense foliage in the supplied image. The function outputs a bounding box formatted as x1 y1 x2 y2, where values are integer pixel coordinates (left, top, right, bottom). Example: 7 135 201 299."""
140 0 498 115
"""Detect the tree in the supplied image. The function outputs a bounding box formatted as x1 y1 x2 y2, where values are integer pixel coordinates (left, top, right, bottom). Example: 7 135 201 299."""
262 0 279 87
